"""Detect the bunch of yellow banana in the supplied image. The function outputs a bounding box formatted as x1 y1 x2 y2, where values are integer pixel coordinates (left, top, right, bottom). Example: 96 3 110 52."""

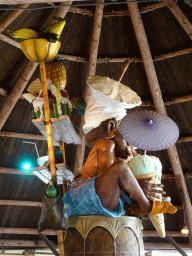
43 19 66 40
7 18 66 43
7 28 39 42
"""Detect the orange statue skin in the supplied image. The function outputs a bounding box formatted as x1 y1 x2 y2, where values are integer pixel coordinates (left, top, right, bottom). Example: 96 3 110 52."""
73 120 165 214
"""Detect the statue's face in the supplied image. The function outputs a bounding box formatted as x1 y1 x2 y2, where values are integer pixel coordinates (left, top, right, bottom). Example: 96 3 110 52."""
112 129 129 159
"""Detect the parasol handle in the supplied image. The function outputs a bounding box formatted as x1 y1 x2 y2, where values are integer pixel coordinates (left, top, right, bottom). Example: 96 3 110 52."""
39 61 57 184
118 60 131 82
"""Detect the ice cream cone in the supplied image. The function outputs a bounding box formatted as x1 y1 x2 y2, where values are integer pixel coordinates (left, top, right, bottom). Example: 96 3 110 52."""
149 213 165 238
128 155 166 238
148 175 166 238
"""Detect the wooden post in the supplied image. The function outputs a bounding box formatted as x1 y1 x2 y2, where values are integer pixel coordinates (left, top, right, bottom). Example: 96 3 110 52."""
73 0 104 176
0 4 29 34
39 61 57 183
166 0 192 41
0 61 38 130
127 1 192 249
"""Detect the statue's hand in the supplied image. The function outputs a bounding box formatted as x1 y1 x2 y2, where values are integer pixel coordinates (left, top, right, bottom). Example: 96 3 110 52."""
138 178 166 201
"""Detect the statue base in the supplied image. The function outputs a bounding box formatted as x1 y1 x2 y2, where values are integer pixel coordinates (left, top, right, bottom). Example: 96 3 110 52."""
64 215 144 256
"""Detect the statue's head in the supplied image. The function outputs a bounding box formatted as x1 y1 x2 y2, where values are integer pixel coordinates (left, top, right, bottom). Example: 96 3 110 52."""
83 75 142 159
85 118 133 159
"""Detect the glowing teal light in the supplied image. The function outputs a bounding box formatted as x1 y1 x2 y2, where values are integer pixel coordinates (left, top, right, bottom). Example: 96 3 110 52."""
23 163 31 171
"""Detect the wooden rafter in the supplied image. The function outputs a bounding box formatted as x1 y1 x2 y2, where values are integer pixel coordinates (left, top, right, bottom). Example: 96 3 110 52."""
0 227 56 235
0 4 29 33
73 0 104 176
68 2 166 17
0 165 192 182
0 239 57 247
145 243 190 250
58 47 192 63
0 131 46 140
0 199 42 207
142 94 192 106
0 61 38 131
0 199 183 211
166 0 192 41
0 228 187 238
0 33 20 48
0 131 192 144
127 1 192 249
0 239 189 249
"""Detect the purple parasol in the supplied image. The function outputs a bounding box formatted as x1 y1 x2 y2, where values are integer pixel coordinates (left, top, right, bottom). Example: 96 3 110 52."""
119 110 179 151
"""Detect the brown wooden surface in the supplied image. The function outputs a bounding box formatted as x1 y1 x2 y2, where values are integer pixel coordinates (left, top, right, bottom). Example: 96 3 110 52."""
64 227 84 256
65 226 141 256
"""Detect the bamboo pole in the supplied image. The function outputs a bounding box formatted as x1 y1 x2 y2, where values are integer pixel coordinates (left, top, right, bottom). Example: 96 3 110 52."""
55 1 73 18
155 47 192 61
39 61 56 183
177 136 192 143
166 0 192 41
127 1 192 249
0 61 38 130
68 2 166 17
73 0 104 176
118 59 131 82
0 33 21 48
58 46 192 63
0 199 42 207
0 4 29 33
0 239 57 247
144 243 190 250
142 94 192 106
0 227 56 235
0 131 46 140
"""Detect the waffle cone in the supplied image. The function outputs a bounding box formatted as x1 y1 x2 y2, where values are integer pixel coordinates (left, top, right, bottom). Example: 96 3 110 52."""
149 213 165 238
149 175 165 238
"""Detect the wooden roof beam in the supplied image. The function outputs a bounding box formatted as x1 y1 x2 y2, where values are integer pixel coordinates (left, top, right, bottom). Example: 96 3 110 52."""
0 199 42 207
58 46 192 63
0 199 183 210
144 243 190 250
0 61 38 131
0 228 187 237
0 227 56 235
166 0 192 41
127 1 192 249
0 131 46 141
73 0 104 176
0 239 190 249
0 131 191 144
0 4 29 34
0 239 57 247
68 2 166 17
142 94 192 106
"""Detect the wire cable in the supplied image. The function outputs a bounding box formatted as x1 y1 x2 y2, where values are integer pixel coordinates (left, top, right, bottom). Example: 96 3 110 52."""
0 0 175 11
